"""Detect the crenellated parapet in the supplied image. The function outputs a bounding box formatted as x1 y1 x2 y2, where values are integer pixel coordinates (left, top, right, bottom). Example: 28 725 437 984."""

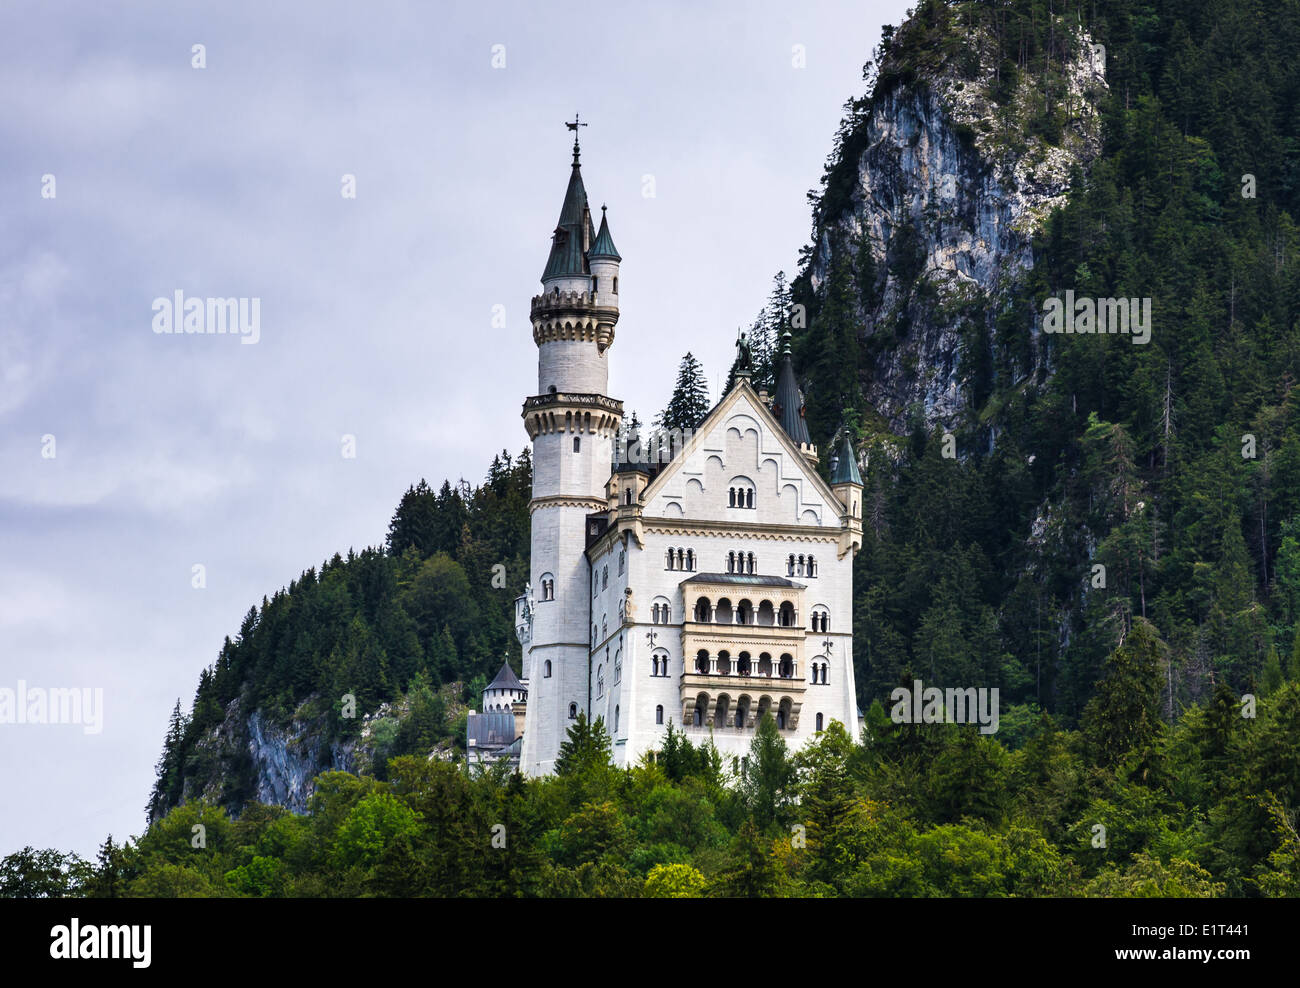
522 391 623 439
530 289 619 351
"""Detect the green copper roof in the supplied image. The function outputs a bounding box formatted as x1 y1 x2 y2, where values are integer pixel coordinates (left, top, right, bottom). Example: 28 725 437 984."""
772 332 811 445
588 206 621 260
829 431 863 485
541 159 597 283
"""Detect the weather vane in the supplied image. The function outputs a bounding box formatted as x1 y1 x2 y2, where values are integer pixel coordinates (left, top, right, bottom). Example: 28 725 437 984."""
566 113 588 160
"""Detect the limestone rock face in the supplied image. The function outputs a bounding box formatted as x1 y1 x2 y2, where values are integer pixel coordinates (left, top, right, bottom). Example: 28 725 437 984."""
807 27 1106 431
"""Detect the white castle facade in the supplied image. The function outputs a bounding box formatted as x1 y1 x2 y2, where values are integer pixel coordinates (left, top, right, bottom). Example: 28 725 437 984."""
512 132 863 776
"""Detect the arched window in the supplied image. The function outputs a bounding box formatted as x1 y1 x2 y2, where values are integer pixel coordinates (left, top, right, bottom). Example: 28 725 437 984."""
656 704 664 725
778 654 794 678
729 477 755 509
597 666 604 696
544 660 552 678
614 706 619 732
573 437 581 453
693 708 703 726
787 554 795 576
748 552 756 574
619 551 625 574
696 650 710 674
727 551 735 574
808 556 817 577
686 549 694 571
816 713 824 732
592 276 598 294
677 548 685 569
602 566 608 590
613 276 618 293
797 554 805 576
568 703 577 719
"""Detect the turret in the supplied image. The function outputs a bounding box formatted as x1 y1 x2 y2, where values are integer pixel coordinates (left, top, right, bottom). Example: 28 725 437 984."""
829 429 863 558
772 332 818 466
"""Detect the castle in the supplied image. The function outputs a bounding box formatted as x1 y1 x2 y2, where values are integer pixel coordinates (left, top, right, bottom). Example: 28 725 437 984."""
507 127 863 775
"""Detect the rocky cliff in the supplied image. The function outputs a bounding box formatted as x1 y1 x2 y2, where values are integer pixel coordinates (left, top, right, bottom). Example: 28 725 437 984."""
803 16 1106 432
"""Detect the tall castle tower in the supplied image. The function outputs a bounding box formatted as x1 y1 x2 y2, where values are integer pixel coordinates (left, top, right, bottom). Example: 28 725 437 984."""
519 122 623 776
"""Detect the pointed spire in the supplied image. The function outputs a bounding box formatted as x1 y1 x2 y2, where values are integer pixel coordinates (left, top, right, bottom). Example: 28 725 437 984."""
487 657 523 692
830 429 862 485
589 204 621 260
542 117 597 283
772 331 811 445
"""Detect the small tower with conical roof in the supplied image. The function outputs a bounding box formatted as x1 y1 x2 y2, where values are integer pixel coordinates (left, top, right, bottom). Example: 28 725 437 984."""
520 121 624 777
829 428 864 558
771 331 818 466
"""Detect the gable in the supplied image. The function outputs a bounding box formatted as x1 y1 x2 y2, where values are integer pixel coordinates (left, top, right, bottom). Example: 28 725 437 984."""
641 382 843 527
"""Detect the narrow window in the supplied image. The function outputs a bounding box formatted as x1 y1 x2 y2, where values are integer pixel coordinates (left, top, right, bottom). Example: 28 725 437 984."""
729 487 736 507
573 436 581 452
748 552 755 573
656 704 664 725
613 277 618 293
816 713 824 732
568 703 577 719
544 660 552 678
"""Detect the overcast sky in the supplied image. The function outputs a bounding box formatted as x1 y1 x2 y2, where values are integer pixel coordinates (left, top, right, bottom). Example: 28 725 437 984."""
0 0 909 859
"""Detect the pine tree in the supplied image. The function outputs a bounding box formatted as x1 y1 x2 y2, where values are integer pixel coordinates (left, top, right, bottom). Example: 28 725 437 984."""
1081 618 1166 766
655 353 711 438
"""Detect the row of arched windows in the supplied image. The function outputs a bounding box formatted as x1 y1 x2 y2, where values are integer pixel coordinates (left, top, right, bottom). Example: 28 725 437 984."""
574 704 826 734
655 707 826 728
693 649 796 679
810 609 830 632
726 550 756 575
651 602 671 624
787 554 818 577
693 596 798 627
689 693 795 730
665 547 695 571
728 486 755 508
